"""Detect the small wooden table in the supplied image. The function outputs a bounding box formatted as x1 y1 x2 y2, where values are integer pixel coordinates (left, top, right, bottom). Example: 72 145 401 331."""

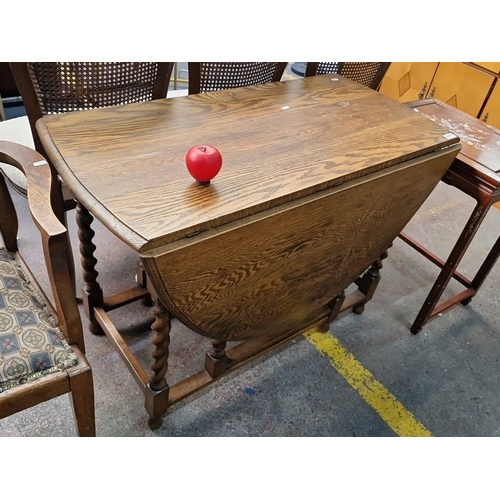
37 75 460 428
401 99 500 333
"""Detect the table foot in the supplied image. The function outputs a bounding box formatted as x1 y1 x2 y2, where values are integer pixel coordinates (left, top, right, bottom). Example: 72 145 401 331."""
148 416 164 430
316 322 330 333
353 303 365 314
145 382 170 431
88 318 104 335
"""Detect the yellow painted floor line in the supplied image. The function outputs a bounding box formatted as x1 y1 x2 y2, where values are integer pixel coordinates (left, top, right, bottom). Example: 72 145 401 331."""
305 329 432 437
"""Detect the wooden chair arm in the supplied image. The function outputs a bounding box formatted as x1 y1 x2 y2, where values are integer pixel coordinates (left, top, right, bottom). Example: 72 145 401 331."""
0 140 84 349
0 140 65 238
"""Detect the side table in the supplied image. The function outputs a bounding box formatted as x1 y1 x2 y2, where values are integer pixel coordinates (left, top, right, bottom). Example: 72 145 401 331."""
401 99 500 333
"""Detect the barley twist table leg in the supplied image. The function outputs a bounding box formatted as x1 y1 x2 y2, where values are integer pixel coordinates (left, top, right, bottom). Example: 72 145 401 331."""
147 298 171 430
76 202 103 335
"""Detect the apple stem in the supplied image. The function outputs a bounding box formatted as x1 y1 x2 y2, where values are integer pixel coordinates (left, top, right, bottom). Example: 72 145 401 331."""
201 146 206 152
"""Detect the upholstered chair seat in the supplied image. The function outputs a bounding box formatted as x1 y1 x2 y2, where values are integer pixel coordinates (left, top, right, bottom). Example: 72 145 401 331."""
0 247 78 393
0 139 95 436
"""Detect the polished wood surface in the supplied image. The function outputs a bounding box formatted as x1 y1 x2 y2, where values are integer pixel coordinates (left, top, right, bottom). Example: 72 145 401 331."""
410 100 500 176
37 76 460 427
402 99 500 333
38 75 458 250
149 150 457 341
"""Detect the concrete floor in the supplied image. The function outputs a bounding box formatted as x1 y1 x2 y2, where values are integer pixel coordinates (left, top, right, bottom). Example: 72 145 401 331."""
1 67 500 437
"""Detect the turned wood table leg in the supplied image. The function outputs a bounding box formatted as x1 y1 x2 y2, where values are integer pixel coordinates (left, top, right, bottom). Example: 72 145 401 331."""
353 247 390 314
317 291 346 332
76 202 104 335
205 339 229 378
146 298 171 430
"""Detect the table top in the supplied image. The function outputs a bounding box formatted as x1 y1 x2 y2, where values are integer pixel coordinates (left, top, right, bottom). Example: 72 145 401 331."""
37 74 459 253
407 99 500 186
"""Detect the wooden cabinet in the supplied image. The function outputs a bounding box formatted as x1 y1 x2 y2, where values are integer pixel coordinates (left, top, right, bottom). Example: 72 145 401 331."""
378 62 438 103
380 62 500 126
474 62 500 73
427 62 496 118
480 82 500 128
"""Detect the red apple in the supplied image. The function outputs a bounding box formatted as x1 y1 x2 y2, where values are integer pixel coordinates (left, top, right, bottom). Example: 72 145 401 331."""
185 145 223 185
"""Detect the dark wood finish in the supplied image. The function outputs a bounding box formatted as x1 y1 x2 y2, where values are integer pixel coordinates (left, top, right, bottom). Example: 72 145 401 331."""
0 140 95 436
37 75 460 428
401 99 500 333
305 62 391 90
0 62 19 95
188 62 287 95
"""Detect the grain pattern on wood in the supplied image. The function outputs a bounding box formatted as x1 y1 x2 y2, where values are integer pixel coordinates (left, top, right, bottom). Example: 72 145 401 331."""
38 75 459 251
36 77 461 425
142 147 460 341
0 372 69 419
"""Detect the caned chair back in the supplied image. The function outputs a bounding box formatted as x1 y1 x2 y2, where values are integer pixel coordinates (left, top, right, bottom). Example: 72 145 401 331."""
10 62 174 163
188 62 287 94
305 62 391 90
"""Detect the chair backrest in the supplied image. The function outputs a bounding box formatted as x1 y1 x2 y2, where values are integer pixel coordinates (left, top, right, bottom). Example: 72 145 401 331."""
188 62 288 94
305 62 391 90
10 62 174 155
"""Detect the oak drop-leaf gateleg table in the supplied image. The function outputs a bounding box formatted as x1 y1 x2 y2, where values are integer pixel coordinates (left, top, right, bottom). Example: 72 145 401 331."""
37 74 461 429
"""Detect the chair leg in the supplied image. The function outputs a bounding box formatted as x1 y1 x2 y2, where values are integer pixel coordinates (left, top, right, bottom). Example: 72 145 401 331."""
68 361 96 437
